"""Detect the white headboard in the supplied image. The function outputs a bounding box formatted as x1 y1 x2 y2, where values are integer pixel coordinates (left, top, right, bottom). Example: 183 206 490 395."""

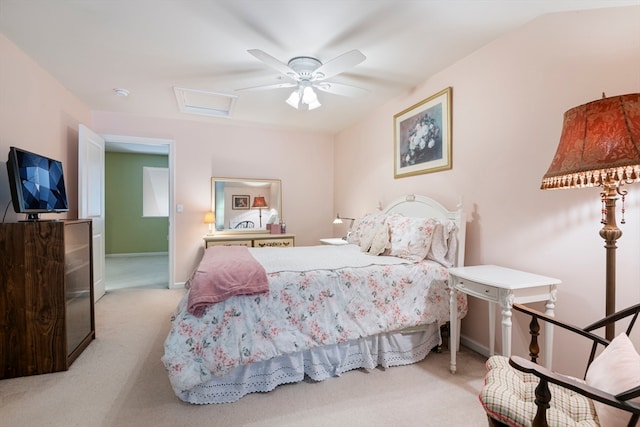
381 194 466 267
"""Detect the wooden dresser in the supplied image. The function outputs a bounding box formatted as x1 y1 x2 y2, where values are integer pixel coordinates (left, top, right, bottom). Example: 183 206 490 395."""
203 233 295 248
0 220 95 379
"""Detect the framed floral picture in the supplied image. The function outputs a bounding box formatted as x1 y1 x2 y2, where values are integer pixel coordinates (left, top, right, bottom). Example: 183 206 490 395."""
232 195 249 210
394 87 452 178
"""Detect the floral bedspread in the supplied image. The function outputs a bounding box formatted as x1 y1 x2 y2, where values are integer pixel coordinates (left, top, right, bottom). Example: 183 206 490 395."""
162 254 467 394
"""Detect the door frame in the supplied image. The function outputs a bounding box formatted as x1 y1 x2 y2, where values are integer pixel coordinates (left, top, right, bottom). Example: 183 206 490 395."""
102 134 176 289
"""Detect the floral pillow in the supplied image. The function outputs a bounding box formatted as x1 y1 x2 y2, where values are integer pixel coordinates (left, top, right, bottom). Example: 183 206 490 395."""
358 214 387 253
386 214 438 262
363 220 390 256
427 220 458 267
347 212 386 246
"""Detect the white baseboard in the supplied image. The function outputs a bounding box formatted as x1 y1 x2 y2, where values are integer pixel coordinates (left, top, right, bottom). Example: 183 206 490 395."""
170 281 186 289
460 334 491 358
106 252 168 258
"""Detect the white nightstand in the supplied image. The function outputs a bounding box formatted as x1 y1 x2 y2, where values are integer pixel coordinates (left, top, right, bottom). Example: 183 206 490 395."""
319 238 349 245
448 265 561 374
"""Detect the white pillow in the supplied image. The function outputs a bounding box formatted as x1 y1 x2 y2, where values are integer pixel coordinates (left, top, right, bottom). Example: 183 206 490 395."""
585 333 640 427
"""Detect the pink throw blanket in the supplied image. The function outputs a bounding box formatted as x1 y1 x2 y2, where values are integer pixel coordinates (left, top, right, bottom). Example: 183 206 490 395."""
187 246 268 317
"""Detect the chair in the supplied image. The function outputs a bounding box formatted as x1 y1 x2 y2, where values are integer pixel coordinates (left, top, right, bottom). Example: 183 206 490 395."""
479 303 640 427
234 220 255 229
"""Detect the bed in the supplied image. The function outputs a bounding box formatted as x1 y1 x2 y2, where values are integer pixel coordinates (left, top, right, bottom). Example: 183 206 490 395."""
162 194 467 404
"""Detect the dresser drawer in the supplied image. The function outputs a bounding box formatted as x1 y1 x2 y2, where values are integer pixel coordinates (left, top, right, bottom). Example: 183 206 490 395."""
253 238 294 248
204 233 295 248
455 279 499 300
206 240 252 248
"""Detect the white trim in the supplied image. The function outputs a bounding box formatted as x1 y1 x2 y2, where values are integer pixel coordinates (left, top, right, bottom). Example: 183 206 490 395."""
106 252 168 258
460 334 490 358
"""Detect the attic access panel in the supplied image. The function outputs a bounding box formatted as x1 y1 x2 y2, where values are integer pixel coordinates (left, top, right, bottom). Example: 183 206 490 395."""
173 87 237 117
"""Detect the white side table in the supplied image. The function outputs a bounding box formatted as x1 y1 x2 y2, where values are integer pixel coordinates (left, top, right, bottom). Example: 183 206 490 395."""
448 265 560 374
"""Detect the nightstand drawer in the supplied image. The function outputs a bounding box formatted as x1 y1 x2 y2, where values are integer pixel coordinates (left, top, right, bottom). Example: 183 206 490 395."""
456 279 498 300
254 238 294 248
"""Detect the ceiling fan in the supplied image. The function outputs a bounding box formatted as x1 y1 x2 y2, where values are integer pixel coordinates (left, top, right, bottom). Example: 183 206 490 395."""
238 49 368 110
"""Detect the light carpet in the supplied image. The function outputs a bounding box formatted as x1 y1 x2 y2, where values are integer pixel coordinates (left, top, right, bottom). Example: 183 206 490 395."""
0 287 490 427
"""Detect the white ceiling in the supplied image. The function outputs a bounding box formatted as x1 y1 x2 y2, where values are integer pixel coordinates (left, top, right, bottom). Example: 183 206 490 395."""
1 0 637 135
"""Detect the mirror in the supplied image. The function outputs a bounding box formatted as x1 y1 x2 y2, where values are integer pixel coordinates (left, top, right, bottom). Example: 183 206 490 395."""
211 177 282 233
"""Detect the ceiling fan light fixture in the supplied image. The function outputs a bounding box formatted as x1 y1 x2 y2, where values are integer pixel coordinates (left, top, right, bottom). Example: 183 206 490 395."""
285 89 301 109
285 85 321 110
302 86 318 104
307 99 322 110
246 49 367 112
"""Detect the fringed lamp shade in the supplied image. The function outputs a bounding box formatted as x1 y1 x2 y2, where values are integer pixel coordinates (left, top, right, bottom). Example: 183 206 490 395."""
541 93 640 190
540 93 640 340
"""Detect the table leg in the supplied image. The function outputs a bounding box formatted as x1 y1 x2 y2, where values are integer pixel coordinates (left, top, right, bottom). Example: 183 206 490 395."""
543 286 557 369
501 293 514 357
488 301 495 356
450 286 458 374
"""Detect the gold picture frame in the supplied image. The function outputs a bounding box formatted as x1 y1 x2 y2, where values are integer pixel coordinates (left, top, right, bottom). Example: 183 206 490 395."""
394 87 452 178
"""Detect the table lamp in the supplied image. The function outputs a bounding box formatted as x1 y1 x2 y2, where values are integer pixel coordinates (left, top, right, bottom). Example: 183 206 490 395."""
204 211 215 235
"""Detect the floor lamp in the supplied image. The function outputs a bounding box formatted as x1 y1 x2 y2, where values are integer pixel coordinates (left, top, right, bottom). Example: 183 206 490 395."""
541 93 640 340
252 196 268 228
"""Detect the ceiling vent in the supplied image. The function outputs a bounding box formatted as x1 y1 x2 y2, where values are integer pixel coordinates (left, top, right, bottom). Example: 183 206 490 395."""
173 87 237 118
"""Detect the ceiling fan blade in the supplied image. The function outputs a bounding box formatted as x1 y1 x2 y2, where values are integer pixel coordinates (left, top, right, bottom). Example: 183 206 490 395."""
235 82 297 92
314 49 366 80
247 49 299 78
314 82 369 97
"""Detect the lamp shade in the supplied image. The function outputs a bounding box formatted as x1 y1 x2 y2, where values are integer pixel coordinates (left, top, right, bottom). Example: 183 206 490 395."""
541 93 640 190
204 211 215 224
285 84 321 110
252 196 268 208
286 90 300 108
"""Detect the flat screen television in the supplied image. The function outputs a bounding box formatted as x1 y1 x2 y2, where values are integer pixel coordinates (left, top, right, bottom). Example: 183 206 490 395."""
6 146 69 221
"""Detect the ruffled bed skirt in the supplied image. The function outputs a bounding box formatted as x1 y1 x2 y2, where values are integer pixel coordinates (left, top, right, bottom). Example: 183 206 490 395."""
178 323 441 404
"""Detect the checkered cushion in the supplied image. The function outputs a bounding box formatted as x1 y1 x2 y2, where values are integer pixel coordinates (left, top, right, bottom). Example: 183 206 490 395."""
479 355 600 427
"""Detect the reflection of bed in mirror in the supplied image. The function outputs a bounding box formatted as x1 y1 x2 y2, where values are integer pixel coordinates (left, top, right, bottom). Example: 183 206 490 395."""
163 194 467 404
211 177 282 232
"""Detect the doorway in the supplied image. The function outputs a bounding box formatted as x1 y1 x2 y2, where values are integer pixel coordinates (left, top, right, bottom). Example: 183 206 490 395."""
103 135 175 291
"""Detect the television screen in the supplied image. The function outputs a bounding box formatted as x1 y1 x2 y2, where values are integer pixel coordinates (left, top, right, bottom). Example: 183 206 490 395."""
6 146 69 220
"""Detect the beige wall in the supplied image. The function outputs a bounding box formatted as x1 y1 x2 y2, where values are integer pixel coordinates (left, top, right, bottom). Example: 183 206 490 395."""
1 30 335 289
90 112 335 284
334 6 640 377
2 6 639 380
0 33 91 221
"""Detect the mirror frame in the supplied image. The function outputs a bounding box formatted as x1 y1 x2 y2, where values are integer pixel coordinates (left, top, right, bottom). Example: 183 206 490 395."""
211 177 282 234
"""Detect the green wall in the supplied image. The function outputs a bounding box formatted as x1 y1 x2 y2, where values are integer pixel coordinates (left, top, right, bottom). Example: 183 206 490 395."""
105 152 168 254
